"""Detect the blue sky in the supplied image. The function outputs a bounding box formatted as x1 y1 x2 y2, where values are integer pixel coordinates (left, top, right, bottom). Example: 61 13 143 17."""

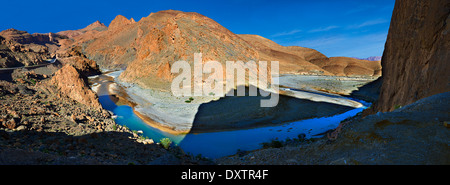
1 0 395 58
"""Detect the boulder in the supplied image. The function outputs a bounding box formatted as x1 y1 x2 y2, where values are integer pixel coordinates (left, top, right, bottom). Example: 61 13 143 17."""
51 65 102 108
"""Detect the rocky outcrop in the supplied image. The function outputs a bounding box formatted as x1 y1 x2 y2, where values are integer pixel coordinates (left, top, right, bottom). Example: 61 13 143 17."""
0 77 209 165
0 35 50 67
371 0 450 112
56 46 101 76
0 28 66 54
0 28 54 45
0 28 76 68
51 65 101 108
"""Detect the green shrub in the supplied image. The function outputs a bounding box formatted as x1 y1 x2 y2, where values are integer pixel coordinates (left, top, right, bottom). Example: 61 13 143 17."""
160 138 172 149
30 79 36 85
139 135 149 140
394 105 402 110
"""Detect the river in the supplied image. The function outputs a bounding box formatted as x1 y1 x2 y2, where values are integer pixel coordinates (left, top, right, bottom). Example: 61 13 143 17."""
89 72 370 159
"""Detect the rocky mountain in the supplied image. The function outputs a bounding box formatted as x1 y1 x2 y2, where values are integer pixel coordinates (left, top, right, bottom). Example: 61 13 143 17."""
239 34 382 77
0 28 59 45
56 46 101 77
57 20 107 39
80 10 260 89
1 10 383 90
0 27 102 78
371 0 449 113
0 35 49 68
73 11 382 90
1 2 448 165
0 28 66 54
55 21 108 55
0 29 59 68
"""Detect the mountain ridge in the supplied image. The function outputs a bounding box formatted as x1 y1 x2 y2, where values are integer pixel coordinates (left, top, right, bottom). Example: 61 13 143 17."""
1 10 382 90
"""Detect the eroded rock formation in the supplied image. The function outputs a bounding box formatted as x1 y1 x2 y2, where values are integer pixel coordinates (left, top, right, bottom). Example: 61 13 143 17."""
0 35 51 68
51 65 102 108
372 0 449 112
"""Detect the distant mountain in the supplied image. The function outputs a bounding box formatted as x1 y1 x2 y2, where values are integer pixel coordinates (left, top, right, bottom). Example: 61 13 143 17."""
353 56 382 61
239 34 382 77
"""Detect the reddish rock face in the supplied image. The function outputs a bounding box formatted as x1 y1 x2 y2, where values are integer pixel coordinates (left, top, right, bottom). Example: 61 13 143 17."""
51 65 102 108
57 46 101 76
79 10 382 91
108 15 135 30
56 20 107 52
81 10 260 88
372 0 450 112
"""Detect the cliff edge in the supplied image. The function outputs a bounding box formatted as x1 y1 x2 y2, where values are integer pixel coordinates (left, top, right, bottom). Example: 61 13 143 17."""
372 0 449 112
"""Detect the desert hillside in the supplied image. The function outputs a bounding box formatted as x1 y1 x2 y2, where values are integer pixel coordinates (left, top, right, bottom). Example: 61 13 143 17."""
320 57 381 77
77 10 261 89
238 34 332 75
239 34 381 77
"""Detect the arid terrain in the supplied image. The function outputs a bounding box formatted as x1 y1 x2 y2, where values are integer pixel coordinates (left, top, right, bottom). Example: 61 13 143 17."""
0 61 211 164
217 0 450 164
0 0 448 165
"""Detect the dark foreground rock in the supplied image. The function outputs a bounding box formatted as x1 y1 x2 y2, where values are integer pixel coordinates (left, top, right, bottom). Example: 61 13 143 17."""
216 92 450 165
0 71 212 165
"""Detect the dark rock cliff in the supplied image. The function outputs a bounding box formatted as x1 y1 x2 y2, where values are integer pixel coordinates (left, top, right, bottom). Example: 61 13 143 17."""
372 0 449 113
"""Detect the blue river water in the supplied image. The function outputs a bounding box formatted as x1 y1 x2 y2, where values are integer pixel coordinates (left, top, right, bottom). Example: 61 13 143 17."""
93 73 370 159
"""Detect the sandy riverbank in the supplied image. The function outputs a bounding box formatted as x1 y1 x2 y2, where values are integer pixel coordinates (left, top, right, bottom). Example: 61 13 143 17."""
90 72 193 135
92 71 373 134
